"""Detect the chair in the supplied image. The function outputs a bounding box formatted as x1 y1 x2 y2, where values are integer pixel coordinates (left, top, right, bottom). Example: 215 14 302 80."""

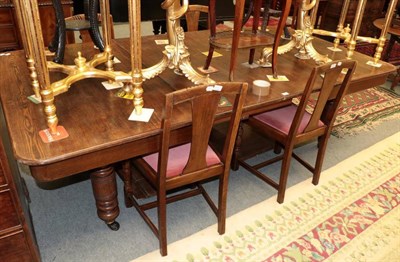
185 4 209 31
49 0 112 63
236 59 357 204
151 4 208 35
65 13 114 45
242 0 291 38
203 0 292 81
122 82 248 256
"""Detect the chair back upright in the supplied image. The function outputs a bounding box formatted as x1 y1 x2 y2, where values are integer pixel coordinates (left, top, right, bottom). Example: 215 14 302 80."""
185 5 210 31
159 82 248 188
290 60 357 143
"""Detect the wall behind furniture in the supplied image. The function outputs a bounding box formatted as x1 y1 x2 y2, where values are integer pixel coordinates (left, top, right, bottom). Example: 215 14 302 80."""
0 0 73 52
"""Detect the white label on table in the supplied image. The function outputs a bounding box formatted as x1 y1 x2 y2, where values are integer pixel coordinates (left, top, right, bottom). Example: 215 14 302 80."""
102 81 124 90
155 39 169 45
267 75 289 81
129 108 154 122
366 60 382 68
327 47 342 52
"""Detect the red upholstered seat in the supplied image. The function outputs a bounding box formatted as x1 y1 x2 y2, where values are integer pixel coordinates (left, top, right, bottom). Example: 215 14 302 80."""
143 143 221 178
253 104 324 135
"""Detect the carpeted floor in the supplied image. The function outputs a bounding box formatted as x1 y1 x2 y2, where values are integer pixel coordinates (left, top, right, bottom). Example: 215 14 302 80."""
332 87 400 137
21 83 399 262
293 86 400 137
135 132 400 261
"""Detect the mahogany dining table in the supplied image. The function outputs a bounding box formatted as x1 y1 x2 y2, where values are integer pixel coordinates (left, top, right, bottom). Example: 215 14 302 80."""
0 30 396 229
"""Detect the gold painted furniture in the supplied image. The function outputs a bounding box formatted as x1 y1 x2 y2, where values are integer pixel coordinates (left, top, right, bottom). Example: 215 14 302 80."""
320 0 388 37
0 31 395 230
236 59 356 204
124 82 247 256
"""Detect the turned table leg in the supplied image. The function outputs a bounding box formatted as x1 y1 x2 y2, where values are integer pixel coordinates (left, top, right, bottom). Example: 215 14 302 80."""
90 166 120 231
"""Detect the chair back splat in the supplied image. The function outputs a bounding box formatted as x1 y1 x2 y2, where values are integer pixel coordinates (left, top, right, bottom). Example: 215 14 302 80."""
124 82 248 256
237 59 357 204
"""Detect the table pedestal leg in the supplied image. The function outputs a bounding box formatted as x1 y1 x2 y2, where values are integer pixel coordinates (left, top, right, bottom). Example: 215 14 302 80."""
90 166 120 231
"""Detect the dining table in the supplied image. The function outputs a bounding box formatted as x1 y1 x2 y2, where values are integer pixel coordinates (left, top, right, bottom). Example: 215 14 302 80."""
0 29 396 229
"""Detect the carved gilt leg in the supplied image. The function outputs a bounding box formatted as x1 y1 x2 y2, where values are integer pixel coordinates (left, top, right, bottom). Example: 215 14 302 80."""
40 89 59 135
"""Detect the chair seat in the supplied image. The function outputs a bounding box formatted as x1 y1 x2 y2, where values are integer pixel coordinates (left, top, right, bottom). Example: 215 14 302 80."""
65 20 91 31
252 104 324 135
143 143 221 178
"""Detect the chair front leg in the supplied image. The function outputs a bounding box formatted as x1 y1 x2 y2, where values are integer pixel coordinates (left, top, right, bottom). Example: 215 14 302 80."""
217 171 229 234
158 187 168 256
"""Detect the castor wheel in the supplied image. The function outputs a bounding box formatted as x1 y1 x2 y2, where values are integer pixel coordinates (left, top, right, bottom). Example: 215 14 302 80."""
107 221 120 231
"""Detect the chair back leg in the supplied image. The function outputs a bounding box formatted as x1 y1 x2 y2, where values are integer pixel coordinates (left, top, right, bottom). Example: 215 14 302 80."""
277 146 293 203
312 133 330 185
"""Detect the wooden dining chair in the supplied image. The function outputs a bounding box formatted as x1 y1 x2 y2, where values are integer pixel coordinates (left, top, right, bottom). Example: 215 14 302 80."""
203 0 292 81
49 0 112 63
185 4 209 31
237 59 357 204
123 82 248 256
65 13 114 45
243 0 290 38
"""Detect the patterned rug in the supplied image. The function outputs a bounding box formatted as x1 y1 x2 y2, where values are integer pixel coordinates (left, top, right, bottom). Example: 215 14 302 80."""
133 132 400 262
294 86 400 137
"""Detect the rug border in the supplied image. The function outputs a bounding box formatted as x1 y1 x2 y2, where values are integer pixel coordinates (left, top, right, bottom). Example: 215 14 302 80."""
133 132 400 262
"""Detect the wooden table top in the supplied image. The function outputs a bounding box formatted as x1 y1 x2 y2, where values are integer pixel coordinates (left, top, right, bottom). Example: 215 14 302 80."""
0 30 396 181
373 18 400 37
